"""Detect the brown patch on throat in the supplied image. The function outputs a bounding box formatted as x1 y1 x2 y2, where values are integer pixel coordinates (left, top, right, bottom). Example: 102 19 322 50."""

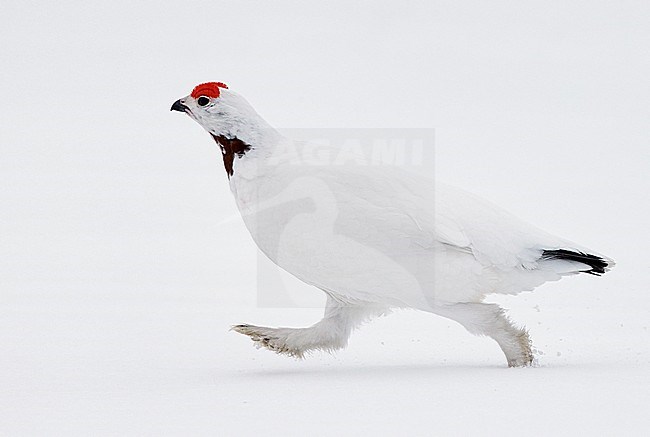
210 134 252 177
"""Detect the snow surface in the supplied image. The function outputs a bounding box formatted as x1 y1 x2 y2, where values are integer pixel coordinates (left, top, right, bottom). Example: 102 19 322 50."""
1 1 649 435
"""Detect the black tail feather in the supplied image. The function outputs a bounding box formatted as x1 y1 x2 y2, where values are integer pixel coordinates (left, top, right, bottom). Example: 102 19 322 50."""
541 249 610 276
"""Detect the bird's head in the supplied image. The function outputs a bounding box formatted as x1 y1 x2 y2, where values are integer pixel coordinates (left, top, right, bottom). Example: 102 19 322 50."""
171 82 274 144
171 82 279 177
170 81 230 122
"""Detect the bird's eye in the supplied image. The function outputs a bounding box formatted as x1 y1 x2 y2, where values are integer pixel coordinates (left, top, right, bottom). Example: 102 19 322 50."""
197 96 210 107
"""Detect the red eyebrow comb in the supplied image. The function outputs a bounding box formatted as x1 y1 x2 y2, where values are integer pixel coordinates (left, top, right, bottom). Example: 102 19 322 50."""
191 82 229 99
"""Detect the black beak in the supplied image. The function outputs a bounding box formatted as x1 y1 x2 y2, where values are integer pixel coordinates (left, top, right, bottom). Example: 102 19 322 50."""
170 99 189 112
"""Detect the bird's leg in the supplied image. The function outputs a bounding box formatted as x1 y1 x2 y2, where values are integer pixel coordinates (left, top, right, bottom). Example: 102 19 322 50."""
232 295 386 358
431 302 533 367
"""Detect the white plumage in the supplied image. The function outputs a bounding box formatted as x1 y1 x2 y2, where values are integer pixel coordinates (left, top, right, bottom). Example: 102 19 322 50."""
172 83 614 366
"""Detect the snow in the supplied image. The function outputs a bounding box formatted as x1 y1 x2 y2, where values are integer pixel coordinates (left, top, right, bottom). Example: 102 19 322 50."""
1 1 649 435
3 287 649 435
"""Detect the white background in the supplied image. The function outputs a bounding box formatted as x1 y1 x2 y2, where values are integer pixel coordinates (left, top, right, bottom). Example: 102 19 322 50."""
1 1 649 435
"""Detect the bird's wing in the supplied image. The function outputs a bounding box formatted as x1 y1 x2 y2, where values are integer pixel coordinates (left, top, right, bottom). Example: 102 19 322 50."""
318 166 551 265
322 167 604 280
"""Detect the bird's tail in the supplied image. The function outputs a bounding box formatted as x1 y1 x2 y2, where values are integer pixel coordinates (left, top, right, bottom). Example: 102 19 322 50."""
540 249 614 276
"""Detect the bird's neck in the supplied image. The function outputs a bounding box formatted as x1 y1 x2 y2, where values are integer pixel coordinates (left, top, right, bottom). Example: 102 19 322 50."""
211 134 252 177
209 122 285 179
200 95 287 180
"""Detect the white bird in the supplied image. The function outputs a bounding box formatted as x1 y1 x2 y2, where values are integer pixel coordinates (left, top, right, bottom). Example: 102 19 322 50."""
171 82 614 367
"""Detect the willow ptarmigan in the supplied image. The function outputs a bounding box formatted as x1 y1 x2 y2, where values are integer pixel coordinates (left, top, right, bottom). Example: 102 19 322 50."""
171 82 614 367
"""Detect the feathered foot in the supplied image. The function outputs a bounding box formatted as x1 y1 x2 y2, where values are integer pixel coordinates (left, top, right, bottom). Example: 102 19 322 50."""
430 302 535 368
505 327 534 368
232 297 387 360
231 324 308 358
